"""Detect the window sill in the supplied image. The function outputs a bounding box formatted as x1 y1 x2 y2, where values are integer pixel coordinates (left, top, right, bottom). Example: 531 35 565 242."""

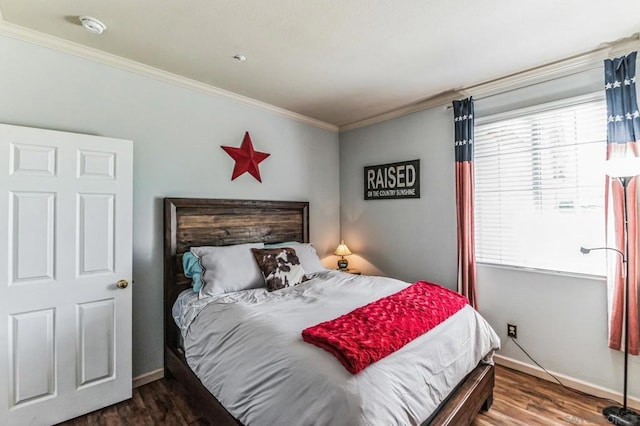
477 262 606 282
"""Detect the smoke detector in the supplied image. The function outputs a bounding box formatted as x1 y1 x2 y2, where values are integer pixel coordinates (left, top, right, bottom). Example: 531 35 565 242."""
79 16 107 34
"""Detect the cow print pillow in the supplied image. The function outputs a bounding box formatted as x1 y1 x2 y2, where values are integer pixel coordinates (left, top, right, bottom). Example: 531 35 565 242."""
251 247 307 291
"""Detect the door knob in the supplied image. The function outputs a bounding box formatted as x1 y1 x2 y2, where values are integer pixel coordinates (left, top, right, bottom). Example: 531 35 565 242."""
116 279 129 289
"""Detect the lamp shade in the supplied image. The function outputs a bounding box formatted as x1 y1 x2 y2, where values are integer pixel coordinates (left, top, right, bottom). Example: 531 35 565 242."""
604 157 640 178
334 240 352 257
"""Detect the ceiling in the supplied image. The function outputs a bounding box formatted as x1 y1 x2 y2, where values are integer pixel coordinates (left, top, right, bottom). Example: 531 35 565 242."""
1 1 639 128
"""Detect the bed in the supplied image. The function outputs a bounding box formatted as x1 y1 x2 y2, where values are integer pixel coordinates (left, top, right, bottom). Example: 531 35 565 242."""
164 198 499 425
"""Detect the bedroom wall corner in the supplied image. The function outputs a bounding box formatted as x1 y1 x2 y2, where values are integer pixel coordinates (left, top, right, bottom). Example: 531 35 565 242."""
338 107 457 287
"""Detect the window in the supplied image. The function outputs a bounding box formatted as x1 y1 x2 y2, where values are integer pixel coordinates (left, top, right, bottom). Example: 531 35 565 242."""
474 94 607 276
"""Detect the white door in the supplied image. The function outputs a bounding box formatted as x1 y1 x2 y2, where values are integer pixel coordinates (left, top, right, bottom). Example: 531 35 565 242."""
0 124 133 425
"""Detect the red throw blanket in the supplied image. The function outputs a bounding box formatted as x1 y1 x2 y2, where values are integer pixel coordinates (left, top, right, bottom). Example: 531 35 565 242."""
301 281 468 374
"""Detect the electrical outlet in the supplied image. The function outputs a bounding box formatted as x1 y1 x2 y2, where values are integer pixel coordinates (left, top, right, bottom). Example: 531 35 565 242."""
507 324 517 339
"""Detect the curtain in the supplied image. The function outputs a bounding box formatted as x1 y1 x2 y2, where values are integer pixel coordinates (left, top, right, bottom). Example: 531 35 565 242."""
453 97 478 309
605 51 640 355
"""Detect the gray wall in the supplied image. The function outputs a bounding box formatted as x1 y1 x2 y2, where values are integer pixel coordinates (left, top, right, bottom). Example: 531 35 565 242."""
0 35 340 377
339 67 640 399
339 107 457 286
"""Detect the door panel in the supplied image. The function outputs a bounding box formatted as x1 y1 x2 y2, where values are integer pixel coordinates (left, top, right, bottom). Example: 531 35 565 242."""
0 124 132 425
10 143 57 176
77 299 115 387
77 193 115 275
9 308 56 407
9 191 56 284
77 150 115 179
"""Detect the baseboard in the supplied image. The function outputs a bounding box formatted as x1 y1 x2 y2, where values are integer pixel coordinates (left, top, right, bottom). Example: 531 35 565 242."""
132 368 164 389
494 354 640 411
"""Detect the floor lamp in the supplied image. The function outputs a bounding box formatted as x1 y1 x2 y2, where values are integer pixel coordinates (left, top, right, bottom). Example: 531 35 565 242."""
582 157 640 426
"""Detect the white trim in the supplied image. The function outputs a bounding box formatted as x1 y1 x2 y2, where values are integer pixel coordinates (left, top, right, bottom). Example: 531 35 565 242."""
475 91 606 126
339 91 459 132
1 13 638 134
493 354 640 411
477 262 607 283
0 20 338 133
132 368 164 389
341 36 640 132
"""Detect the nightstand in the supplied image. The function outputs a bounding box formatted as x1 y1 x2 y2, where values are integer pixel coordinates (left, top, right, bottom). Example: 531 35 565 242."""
337 268 361 275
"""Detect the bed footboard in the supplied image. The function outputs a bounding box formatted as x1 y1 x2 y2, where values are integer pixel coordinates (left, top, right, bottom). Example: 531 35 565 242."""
427 363 495 425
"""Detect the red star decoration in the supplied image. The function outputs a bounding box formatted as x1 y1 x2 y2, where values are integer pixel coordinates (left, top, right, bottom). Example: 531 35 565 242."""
221 132 270 182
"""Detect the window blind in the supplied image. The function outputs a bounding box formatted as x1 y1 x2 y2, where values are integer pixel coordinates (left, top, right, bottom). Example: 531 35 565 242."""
474 95 607 276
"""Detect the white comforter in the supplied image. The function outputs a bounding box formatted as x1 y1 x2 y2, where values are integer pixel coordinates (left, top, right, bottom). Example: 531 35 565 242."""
174 270 500 426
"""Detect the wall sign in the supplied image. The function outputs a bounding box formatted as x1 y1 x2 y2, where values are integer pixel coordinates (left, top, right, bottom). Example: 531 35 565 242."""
364 159 420 200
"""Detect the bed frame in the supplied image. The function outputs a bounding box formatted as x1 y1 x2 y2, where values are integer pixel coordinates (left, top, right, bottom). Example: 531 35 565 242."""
163 197 494 425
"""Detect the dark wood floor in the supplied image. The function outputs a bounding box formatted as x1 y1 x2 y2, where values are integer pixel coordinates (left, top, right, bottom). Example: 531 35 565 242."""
472 366 610 425
59 365 614 425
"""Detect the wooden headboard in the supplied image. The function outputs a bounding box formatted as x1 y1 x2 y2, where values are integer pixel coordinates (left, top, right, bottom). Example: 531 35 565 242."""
163 198 309 351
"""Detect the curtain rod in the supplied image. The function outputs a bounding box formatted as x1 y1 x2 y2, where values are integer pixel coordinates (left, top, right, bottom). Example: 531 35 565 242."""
342 37 638 132
446 63 605 109
445 35 640 109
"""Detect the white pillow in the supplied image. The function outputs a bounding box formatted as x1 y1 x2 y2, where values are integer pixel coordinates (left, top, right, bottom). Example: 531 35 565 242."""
264 242 326 274
191 242 265 297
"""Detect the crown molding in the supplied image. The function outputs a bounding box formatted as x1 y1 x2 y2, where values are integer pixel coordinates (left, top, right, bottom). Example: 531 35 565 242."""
339 90 463 133
2 14 637 136
0 20 339 133
340 35 640 132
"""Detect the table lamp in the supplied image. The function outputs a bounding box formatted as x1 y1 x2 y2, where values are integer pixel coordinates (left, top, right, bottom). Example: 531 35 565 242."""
334 240 352 270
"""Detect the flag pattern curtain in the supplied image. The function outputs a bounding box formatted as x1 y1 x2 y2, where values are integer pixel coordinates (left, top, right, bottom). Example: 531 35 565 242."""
605 51 640 355
453 97 478 309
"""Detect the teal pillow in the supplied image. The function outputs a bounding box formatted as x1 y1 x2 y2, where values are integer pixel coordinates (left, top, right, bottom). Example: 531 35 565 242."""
182 251 204 292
